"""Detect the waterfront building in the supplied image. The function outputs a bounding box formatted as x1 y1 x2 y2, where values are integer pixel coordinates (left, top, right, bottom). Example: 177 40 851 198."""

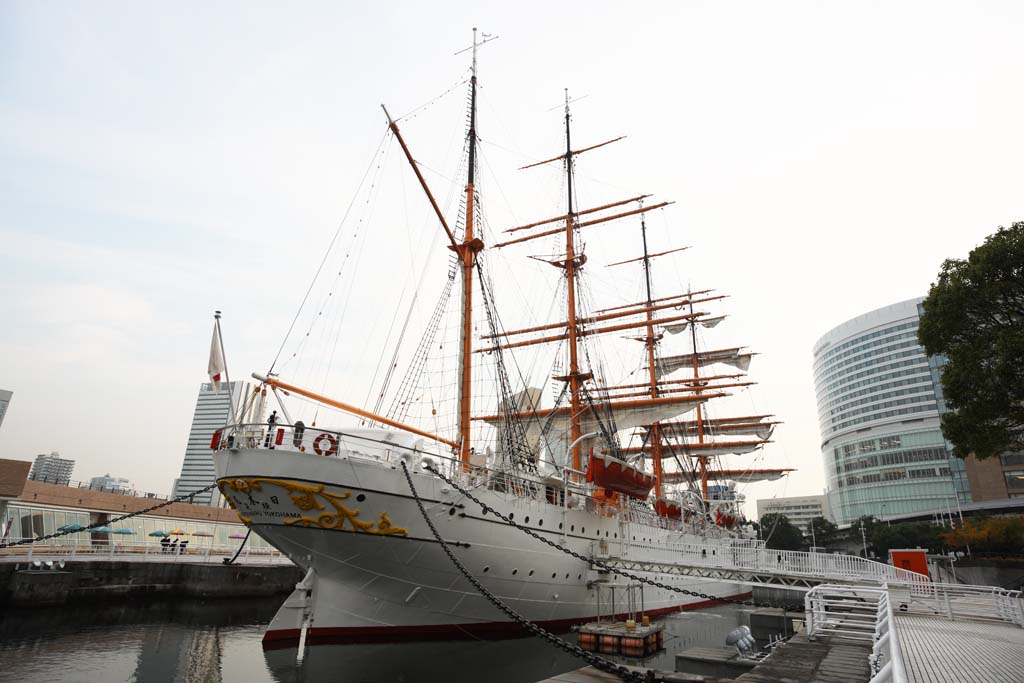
813 298 969 526
756 494 830 533
0 457 270 550
28 452 75 486
173 381 251 505
0 389 11 431
87 473 132 493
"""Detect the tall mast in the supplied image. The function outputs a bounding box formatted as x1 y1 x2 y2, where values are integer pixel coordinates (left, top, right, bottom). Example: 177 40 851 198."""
456 28 485 471
639 212 664 499
562 89 585 474
688 297 708 498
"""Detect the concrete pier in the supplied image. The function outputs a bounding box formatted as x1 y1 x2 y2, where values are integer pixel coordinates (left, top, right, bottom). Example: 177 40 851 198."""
0 560 302 606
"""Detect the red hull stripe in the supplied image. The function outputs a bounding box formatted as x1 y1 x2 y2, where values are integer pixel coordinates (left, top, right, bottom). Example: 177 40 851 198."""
262 591 752 649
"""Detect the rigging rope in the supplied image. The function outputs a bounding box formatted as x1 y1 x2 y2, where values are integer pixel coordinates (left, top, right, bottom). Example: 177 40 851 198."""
267 131 391 377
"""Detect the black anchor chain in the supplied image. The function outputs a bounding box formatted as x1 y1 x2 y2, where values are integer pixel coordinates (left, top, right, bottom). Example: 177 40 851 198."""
401 461 647 683
423 464 804 612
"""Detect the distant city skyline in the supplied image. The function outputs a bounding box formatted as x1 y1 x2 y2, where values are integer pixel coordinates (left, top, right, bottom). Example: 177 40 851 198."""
1 3 1022 513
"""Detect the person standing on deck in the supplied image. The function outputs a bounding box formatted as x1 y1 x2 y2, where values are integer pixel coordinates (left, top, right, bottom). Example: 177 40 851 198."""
265 410 278 449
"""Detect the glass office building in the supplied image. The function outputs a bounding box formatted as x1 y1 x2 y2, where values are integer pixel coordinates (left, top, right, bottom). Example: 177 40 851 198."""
813 298 969 525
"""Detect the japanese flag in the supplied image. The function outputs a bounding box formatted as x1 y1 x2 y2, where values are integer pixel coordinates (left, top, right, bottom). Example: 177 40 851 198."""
208 323 226 391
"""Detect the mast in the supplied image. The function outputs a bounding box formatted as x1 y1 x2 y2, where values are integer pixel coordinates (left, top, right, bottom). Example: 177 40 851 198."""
639 212 664 499
562 89 584 474
455 28 484 471
688 297 709 498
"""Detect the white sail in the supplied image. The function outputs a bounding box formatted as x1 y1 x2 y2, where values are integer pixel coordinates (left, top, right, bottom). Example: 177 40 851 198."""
662 315 725 335
652 347 754 379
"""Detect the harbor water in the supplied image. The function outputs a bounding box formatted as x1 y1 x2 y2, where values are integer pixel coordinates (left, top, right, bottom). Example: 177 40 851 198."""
0 599 748 682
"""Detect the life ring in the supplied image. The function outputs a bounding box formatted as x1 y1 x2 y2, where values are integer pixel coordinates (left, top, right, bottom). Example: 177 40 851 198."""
313 433 338 457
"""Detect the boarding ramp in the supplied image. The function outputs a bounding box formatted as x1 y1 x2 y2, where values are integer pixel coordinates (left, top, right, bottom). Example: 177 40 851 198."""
805 582 1024 682
596 539 927 590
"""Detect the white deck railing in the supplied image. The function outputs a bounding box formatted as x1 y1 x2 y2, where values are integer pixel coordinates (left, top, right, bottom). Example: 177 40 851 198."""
886 580 1024 627
805 584 908 683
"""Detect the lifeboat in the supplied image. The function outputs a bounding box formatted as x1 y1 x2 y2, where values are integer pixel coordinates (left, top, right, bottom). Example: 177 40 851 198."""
654 498 682 519
586 452 655 499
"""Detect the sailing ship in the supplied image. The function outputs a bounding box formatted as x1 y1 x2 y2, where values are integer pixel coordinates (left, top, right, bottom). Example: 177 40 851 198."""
213 32 789 646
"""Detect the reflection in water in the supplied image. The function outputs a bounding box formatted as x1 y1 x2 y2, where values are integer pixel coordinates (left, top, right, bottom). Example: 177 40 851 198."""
0 599 747 683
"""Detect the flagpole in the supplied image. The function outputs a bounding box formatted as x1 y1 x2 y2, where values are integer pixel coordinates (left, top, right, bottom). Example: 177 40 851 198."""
214 310 236 422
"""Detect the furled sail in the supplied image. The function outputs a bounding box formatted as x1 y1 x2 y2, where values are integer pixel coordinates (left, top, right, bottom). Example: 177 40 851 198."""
651 347 754 379
477 393 718 463
651 416 777 441
661 315 725 335
621 437 769 458
662 468 792 484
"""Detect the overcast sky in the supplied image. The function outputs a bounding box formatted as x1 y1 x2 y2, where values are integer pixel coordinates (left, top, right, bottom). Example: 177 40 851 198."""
1 2 1022 515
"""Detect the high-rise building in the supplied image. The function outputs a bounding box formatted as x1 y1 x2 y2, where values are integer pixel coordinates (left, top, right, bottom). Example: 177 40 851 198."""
28 452 75 486
0 389 12 431
813 298 969 525
88 473 132 493
756 494 830 533
173 381 251 505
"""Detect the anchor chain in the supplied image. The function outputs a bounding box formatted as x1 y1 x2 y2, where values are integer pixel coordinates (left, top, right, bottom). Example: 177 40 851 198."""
401 462 646 683
0 483 219 549
424 464 804 612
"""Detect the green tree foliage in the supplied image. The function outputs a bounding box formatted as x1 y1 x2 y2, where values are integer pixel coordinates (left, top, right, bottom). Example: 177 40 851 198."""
805 516 839 547
918 221 1024 459
759 512 804 551
869 522 945 556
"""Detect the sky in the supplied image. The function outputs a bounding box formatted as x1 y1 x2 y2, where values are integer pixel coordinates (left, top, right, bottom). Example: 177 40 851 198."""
1 2 1022 515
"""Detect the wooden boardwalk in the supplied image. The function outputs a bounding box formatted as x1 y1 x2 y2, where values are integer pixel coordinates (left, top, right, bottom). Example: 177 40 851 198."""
897 615 1024 683
731 632 870 683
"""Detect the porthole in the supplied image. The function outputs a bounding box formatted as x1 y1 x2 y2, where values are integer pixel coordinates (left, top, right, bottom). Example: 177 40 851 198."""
356 494 366 502
581 527 585 534
449 508 456 516
512 569 518 576
559 522 563 529
529 570 534 576
565 573 570 579
538 519 544 527
614 533 617 539
509 513 515 520
525 516 530 524
552 572 557 579
577 574 582 580
571 525 575 532
632 536 636 540
483 566 490 573
605 531 609 537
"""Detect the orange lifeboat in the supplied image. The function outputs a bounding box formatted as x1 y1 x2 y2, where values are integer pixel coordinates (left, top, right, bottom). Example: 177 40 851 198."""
586 452 655 499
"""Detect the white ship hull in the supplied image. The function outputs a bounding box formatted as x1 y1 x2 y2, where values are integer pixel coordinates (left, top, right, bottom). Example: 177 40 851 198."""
214 437 749 646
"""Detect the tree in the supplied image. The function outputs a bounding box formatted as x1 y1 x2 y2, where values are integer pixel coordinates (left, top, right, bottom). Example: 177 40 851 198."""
805 516 839 548
759 513 804 551
943 517 1024 555
918 221 1024 459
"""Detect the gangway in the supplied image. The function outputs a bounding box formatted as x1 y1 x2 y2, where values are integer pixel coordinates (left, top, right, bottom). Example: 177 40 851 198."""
593 540 928 591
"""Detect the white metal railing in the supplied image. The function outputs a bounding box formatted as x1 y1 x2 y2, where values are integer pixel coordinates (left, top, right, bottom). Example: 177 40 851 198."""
885 580 1024 627
805 584 908 683
0 537 291 565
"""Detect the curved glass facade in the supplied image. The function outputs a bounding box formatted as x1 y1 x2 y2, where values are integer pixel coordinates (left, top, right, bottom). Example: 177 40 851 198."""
813 298 969 525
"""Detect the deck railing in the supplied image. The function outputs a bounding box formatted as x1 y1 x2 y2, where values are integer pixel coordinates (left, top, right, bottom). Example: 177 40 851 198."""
885 580 1024 627
804 584 908 683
